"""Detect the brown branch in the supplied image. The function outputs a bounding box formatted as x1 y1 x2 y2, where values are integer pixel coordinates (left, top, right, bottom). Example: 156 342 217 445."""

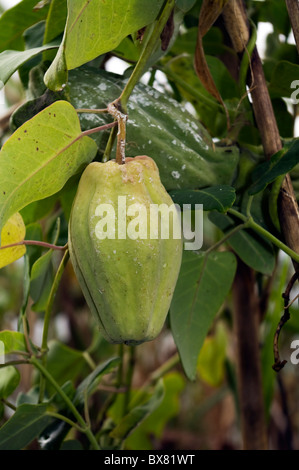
232 258 268 450
285 0 299 54
220 0 271 450
247 47 299 270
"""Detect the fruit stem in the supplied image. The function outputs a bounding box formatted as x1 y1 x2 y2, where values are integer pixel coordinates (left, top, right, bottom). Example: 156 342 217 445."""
107 102 127 164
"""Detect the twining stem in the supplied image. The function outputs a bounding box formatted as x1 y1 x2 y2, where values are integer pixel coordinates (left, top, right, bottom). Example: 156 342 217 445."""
46 411 84 432
39 249 70 402
0 240 67 252
272 271 299 372
76 108 108 114
31 356 100 450
227 208 299 264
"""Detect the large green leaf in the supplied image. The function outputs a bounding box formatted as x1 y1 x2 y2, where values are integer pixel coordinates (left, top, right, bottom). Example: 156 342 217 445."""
0 100 97 233
64 0 164 69
44 0 165 90
64 67 239 190
248 140 299 195
0 0 50 53
0 403 51 450
209 212 275 275
169 185 236 212
170 250 237 380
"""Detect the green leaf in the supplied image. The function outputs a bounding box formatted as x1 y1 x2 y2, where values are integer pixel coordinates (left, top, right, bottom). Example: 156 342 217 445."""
0 100 98 233
29 249 54 313
209 212 275 275
0 330 27 355
73 357 120 407
0 366 20 399
0 403 52 450
43 0 67 45
169 185 236 212
109 379 165 442
170 250 237 380
0 43 59 89
64 0 164 70
65 67 239 190
248 140 299 195
0 0 50 53
197 322 227 387
0 213 26 269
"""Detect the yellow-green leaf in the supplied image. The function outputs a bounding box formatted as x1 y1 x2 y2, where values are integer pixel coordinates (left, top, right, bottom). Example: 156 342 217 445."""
0 100 98 233
197 322 227 387
0 213 26 269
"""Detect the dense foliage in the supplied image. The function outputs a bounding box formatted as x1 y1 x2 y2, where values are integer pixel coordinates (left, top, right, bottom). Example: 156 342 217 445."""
0 0 299 451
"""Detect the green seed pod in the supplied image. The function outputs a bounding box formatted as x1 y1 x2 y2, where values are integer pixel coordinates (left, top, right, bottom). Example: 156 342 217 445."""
68 156 183 345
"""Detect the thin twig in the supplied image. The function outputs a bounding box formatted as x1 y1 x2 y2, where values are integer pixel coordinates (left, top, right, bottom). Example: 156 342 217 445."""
0 240 67 251
272 272 299 372
76 108 108 114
